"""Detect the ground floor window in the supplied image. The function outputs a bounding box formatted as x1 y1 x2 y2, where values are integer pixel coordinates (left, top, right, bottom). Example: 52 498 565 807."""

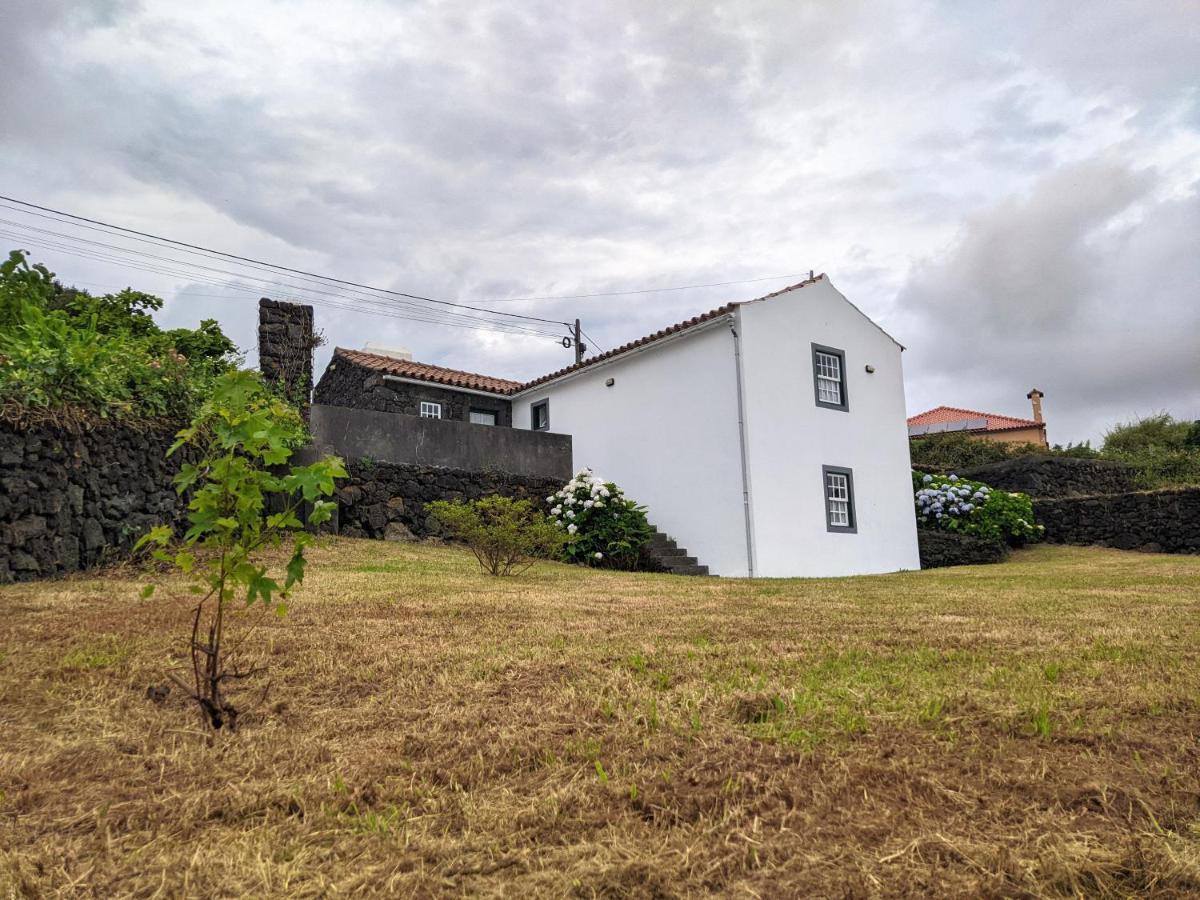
419 401 442 419
469 408 497 426
822 465 856 533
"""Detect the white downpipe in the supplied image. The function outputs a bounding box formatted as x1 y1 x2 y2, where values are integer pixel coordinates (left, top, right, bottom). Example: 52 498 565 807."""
729 316 756 577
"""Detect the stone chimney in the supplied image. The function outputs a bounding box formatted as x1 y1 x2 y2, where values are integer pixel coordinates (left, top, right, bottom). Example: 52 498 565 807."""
1026 388 1044 424
258 297 315 420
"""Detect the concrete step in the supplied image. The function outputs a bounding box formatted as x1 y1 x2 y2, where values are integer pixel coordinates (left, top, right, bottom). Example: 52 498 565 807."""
668 564 709 577
651 546 688 558
662 555 698 569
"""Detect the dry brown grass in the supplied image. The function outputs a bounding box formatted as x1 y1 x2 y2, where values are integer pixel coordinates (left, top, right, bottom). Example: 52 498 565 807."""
2 540 1199 897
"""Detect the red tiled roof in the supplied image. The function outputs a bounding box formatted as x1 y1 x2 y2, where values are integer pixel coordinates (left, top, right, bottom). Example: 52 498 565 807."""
335 349 523 394
907 405 1042 434
334 275 829 396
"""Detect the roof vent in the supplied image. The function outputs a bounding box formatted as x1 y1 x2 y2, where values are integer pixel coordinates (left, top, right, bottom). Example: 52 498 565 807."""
362 342 413 361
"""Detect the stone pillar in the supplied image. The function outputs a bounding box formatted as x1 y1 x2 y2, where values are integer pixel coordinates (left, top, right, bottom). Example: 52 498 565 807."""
258 298 315 419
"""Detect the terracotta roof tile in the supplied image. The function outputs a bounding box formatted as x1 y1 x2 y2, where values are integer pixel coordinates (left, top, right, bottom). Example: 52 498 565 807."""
332 275 827 396
335 349 523 394
907 405 1042 433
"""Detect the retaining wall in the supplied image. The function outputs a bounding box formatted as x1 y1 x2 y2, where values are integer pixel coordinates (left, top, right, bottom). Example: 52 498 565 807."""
0 421 187 583
329 458 563 541
1032 488 1200 554
958 456 1135 498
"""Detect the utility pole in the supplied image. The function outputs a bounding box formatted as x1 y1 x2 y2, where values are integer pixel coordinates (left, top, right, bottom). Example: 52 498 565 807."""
573 318 585 364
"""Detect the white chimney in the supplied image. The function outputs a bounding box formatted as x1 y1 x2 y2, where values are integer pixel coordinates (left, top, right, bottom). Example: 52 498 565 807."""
363 342 413 361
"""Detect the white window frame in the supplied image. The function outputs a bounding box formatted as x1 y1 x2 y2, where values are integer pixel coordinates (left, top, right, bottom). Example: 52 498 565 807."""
812 344 848 412
822 465 856 533
419 401 442 419
469 408 497 426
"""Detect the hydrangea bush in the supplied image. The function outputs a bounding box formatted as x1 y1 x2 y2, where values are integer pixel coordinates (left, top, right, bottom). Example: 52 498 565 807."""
912 471 1043 546
548 468 653 570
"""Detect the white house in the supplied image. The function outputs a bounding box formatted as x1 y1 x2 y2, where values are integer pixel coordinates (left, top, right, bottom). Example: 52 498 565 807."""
509 275 918 577
315 274 920 577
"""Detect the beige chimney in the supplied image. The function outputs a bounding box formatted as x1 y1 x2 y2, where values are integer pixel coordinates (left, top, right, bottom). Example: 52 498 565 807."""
1027 388 1044 424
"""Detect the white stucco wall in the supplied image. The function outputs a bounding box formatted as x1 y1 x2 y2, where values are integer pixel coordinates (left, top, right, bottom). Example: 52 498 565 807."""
736 279 920 576
511 322 751 576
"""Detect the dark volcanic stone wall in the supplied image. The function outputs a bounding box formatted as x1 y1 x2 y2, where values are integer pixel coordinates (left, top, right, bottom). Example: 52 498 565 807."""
958 456 1135 498
258 298 315 414
314 356 513 426
334 459 561 540
0 421 188 583
917 531 1009 569
1033 488 1200 553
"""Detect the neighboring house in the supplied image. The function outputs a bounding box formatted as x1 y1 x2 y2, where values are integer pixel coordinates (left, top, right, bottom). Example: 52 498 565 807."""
314 274 920 578
907 390 1048 447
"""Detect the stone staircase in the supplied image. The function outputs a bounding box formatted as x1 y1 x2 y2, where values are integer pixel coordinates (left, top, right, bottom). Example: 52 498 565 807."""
643 528 710 577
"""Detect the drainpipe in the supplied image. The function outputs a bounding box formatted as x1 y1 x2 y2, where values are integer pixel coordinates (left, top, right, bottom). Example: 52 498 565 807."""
729 317 756 577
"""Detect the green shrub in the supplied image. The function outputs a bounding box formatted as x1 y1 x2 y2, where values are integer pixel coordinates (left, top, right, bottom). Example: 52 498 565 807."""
0 249 237 423
547 468 653 570
426 496 565 576
137 370 345 730
913 471 1042 546
1102 414 1200 489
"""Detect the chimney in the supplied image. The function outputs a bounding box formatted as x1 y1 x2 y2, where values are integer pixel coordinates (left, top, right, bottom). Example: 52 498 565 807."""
1026 388 1044 424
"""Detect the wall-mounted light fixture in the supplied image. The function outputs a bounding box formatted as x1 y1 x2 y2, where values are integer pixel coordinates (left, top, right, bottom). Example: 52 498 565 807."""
864 365 876 374
605 377 615 387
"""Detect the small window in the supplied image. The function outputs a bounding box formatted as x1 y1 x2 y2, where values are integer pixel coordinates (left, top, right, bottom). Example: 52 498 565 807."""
823 465 856 533
470 409 497 426
812 344 848 411
531 399 549 431
419 401 442 419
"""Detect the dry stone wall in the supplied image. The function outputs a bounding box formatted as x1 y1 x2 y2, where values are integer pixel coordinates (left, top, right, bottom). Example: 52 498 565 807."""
1033 488 1200 554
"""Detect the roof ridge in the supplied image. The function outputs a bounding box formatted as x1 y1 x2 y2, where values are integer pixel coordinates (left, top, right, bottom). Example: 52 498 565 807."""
335 347 522 384
909 404 1040 428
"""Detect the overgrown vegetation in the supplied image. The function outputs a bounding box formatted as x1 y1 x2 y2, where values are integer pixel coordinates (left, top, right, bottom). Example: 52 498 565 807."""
547 468 653 570
137 370 345 730
0 249 237 425
425 495 565 576
913 471 1042 546
1 542 1198 895
1102 413 1200 489
910 414 1200 489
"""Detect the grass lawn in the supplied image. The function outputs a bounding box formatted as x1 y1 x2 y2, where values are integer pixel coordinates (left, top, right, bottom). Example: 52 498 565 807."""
1 541 1199 897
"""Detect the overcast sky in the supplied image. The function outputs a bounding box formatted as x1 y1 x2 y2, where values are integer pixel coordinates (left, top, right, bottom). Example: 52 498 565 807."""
2 0 1197 444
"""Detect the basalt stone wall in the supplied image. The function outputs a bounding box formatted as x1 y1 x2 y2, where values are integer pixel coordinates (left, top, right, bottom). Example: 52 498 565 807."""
332 459 563 541
1032 488 1200 554
917 530 1009 569
957 456 1135 498
0 421 188 584
258 298 315 416
314 355 513 426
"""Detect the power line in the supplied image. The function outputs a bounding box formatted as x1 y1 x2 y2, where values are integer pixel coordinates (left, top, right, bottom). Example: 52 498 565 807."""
0 195 570 327
0 221 564 336
0 227 566 341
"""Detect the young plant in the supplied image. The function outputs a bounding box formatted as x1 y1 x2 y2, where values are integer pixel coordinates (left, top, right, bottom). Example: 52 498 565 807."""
547 468 653 570
426 495 565 576
137 370 345 730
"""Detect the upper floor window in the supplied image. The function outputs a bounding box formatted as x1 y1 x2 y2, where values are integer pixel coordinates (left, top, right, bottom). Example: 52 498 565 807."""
470 408 497 426
419 401 442 419
823 465 856 533
531 399 549 431
812 344 848 412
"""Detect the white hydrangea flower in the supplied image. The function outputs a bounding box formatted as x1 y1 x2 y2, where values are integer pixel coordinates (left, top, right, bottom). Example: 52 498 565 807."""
566 510 575 519
594 552 603 559
567 523 577 534
583 499 594 508
551 506 562 515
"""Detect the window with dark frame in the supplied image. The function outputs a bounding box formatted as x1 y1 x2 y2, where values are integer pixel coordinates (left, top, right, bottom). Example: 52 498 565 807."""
812 344 848 411
531 399 549 431
469 408 497 426
822 465 857 533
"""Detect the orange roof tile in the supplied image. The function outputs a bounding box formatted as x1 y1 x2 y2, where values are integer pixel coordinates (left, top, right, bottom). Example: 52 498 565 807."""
333 276 830 396
334 349 523 394
907 405 1042 434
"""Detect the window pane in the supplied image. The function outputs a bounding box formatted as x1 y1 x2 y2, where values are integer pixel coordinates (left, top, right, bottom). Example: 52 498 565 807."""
815 351 843 405
470 410 496 426
825 471 852 528
420 402 442 419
